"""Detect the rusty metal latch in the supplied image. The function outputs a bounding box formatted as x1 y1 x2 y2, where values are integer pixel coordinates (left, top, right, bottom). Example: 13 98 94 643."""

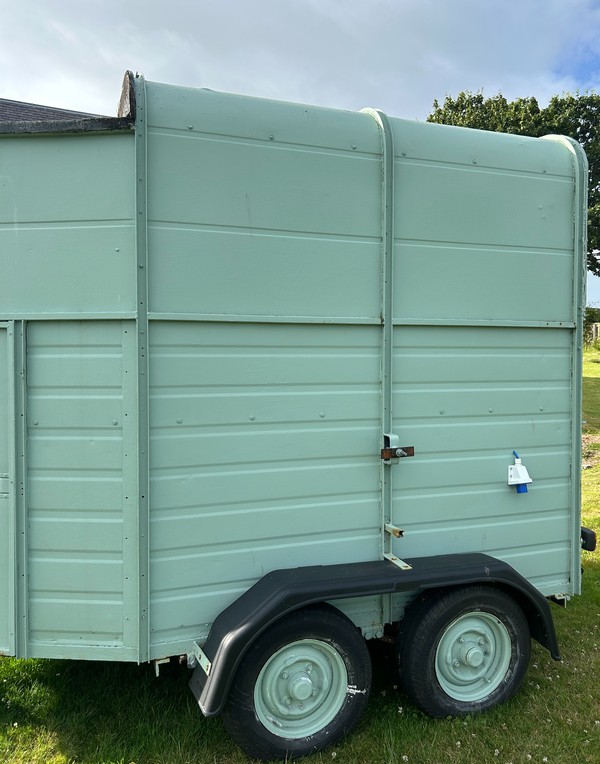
381 446 415 461
381 433 414 464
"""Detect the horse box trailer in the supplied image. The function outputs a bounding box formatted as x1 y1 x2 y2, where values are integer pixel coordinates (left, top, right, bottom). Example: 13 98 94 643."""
0 72 595 759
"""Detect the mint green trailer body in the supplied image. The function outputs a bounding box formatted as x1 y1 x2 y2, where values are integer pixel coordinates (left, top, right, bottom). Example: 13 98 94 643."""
0 73 589 758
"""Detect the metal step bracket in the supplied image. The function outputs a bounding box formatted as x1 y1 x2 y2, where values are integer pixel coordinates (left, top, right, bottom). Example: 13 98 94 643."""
188 641 212 676
384 523 404 538
383 552 412 571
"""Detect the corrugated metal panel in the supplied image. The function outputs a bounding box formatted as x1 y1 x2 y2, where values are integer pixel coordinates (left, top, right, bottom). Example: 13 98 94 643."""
0 133 136 319
148 321 381 651
383 120 583 596
26 321 138 659
391 326 574 593
390 119 576 325
145 84 382 322
143 84 387 651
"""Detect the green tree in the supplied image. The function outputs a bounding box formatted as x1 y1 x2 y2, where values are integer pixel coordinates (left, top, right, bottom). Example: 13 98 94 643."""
584 306 600 343
428 92 600 274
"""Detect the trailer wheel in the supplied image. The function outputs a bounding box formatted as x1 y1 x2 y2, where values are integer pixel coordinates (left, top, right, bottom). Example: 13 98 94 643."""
221 605 371 761
399 586 530 717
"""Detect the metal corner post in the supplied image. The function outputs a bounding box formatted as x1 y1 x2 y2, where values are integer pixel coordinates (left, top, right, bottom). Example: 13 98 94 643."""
570 142 588 595
133 73 151 661
543 135 588 594
362 107 396 582
13 321 28 657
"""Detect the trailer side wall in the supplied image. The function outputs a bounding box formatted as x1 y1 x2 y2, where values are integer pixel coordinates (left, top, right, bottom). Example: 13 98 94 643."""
143 85 389 654
0 82 586 661
0 131 138 659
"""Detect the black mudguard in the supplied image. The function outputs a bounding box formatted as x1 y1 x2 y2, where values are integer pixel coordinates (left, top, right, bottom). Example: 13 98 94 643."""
189 552 560 716
581 526 597 551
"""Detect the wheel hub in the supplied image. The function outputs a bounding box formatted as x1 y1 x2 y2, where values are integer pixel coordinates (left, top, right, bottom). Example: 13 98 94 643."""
254 639 348 737
435 613 512 701
289 673 314 701
458 642 485 668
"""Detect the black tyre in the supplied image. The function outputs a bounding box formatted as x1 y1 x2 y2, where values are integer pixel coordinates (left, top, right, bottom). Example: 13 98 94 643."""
398 586 530 717
221 605 372 761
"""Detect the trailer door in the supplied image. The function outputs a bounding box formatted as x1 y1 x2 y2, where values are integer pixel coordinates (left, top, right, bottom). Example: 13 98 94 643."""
0 324 14 654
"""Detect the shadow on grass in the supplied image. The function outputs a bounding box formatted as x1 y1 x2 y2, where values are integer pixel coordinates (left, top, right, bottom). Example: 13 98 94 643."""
0 642 404 764
0 657 241 763
2 569 599 764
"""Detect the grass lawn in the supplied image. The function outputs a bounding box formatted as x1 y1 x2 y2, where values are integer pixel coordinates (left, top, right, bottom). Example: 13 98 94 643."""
2 354 600 764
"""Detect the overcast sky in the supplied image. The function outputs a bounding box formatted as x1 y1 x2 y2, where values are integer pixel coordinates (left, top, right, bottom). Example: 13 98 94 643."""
3 0 600 300
3 0 600 118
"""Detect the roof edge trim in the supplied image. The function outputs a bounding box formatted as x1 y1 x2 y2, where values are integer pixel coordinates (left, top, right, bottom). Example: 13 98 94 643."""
0 116 134 136
0 70 137 136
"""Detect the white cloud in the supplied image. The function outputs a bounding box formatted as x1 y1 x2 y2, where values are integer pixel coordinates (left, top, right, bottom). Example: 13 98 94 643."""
1 0 600 117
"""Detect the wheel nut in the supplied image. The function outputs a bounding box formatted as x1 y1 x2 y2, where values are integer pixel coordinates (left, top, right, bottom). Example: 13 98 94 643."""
281 672 289 680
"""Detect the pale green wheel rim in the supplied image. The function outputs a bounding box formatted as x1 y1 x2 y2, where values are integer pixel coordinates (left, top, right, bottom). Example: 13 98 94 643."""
254 638 349 738
435 612 512 702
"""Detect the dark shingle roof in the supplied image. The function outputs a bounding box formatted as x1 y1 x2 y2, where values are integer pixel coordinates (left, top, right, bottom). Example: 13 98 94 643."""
0 73 136 135
0 96 133 135
0 98 105 121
